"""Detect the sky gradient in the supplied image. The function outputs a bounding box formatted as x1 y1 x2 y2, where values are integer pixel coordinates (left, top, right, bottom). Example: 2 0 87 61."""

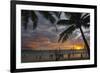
21 11 90 50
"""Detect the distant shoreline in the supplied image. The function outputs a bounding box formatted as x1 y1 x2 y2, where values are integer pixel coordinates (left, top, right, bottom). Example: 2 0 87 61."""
21 49 89 63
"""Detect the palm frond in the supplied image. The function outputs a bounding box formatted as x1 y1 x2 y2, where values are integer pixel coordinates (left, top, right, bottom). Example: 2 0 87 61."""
82 15 90 24
58 25 76 42
57 20 74 25
33 20 38 30
21 10 29 30
82 13 89 19
30 11 38 30
53 12 61 18
30 11 38 21
64 12 71 19
21 10 29 16
39 11 56 23
70 13 82 20
82 23 90 28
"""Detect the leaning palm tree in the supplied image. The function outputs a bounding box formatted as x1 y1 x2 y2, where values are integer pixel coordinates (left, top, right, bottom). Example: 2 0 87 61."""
57 12 90 58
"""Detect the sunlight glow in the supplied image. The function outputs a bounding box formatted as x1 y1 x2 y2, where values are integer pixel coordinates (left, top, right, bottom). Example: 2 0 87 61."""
74 45 83 50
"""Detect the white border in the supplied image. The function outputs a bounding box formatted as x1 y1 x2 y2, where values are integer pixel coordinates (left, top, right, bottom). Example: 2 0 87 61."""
16 4 95 69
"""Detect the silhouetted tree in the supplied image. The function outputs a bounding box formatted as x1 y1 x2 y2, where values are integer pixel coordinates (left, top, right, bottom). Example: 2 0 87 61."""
57 13 90 58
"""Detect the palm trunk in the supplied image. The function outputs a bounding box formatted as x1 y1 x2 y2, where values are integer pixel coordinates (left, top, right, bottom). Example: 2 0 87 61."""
79 27 90 58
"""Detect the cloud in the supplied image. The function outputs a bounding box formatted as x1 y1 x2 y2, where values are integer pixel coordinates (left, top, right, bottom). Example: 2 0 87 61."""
21 11 90 50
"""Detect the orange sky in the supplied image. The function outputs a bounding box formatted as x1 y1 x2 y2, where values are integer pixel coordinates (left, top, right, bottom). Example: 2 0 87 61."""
22 36 86 50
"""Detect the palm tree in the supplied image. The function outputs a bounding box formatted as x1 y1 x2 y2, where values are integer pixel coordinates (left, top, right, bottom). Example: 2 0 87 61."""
21 10 59 31
57 12 90 58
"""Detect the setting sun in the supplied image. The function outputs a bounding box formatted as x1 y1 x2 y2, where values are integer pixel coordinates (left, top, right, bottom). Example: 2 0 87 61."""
74 45 83 50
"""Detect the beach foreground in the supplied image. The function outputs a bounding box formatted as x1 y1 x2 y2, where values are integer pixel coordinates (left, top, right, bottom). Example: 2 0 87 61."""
21 49 89 63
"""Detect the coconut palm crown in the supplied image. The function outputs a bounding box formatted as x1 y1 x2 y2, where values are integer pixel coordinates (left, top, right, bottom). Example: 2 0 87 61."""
57 12 90 58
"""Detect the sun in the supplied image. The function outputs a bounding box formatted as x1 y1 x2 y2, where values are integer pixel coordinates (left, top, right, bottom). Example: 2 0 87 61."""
76 46 81 50
75 45 83 50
